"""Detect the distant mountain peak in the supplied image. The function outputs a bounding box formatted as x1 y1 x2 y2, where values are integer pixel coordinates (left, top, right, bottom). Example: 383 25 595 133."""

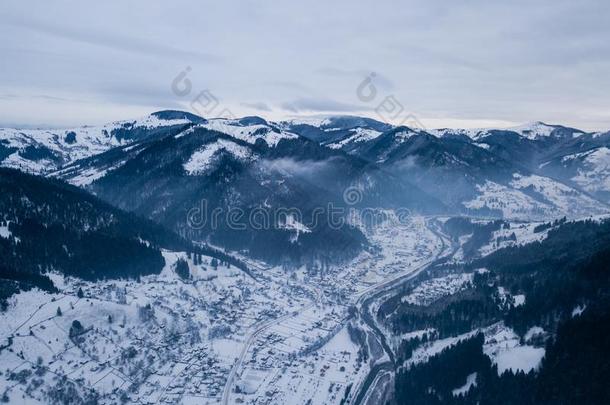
151 110 206 123
283 115 392 132
237 116 269 126
507 121 585 140
428 121 587 141
0 111 201 174
201 117 297 147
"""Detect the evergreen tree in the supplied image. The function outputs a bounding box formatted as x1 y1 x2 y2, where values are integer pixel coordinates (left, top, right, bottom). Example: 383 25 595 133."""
175 258 190 280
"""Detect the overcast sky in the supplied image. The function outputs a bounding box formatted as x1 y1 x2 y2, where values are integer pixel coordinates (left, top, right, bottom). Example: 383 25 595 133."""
1 0 610 130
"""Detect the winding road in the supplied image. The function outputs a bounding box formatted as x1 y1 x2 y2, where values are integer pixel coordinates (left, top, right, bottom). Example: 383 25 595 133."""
351 217 459 405
221 217 457 405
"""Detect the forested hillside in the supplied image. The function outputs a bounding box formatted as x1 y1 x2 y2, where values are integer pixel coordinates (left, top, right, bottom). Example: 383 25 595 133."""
392 218 610 404
0 168 247 309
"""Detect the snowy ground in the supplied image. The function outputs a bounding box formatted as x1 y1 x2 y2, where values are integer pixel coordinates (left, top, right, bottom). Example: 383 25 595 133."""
564 147 610 195
223 214 442 404
482 323 545 375
0 114 192 174
0 251 309 404
463 175 608 220
400 273 473 307
0 214 442 405
402 322 545 376
478 220 550 257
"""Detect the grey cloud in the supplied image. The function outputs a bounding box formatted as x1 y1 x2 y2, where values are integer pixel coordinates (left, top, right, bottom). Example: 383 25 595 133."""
1 15 218 62
1 0 610 130
281 98 370 113
240 102 272 112
316 68 395 91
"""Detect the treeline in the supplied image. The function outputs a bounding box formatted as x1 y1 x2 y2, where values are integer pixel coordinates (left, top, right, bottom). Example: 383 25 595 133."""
533 216 566 233
0 168 250 308
443 217 510 258
385 295 501 339
475 218 610 334
0 265 58 310
393 300 610 404
1 218 165 280
392 217 610 404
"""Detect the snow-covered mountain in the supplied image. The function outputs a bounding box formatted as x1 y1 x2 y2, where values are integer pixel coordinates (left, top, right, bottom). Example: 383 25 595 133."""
429 121 586 141
0 110 204 174
0 167 246 306
50 115 443 265
2 111 610 229
279 115 392 146
309 118 610 219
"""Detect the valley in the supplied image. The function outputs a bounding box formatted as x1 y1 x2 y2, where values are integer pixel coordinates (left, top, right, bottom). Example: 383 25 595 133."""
0 213 448 404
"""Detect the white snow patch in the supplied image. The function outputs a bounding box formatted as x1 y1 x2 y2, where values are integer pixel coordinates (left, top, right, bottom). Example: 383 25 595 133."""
327 127 382 149
510 173 606 216
0 224 11 239
572 304 587 317
203 119 297 146
401 273 473 306
479 221 551 257
483 323 544 375
278 214 311 243
406 331 477 367
0 114 191 174
281 117 332 128
507 121 556 140
567 147 610 195
183 139 252 175
432 122 585 142
513 294 526 307
452 372 477 397
524 326 545 342
496 287 525 308
464 175 607 220
399 328 436 342
464 180 554 219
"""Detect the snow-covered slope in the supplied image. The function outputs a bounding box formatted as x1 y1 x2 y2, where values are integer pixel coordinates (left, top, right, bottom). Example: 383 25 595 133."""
281 115 392 146
463 174 608 220
5 111 609 221
430 121 586 141
51 115 300 187
0 111 202 174
326 127 384 149
314 118 610 219
183 138 254 175
202 117 297 147
546 147 610 199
